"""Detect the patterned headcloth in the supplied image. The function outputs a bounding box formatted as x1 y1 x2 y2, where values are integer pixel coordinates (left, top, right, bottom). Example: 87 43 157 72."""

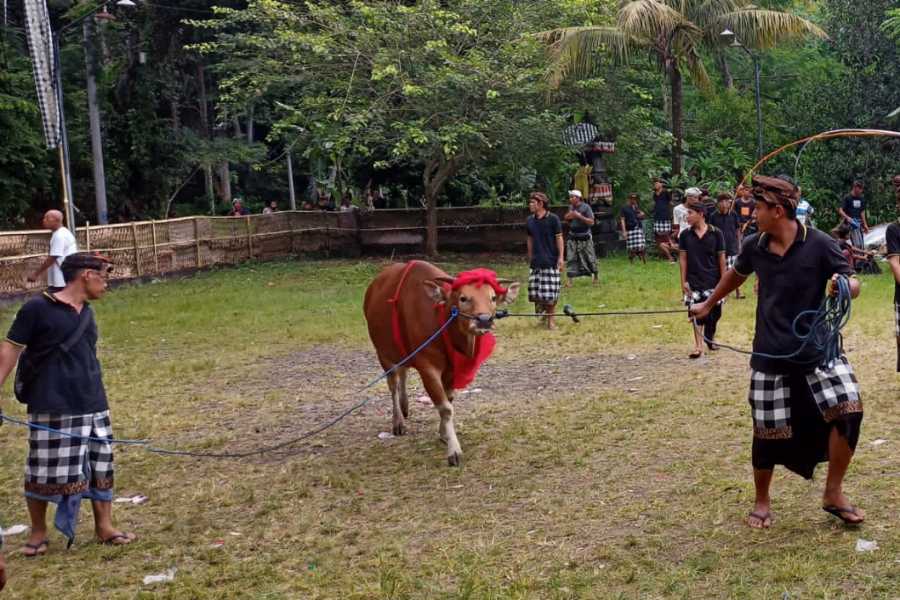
751 175 799 210
451 268 508 295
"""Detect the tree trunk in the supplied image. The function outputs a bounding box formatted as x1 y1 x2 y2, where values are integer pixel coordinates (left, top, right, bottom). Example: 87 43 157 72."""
668 62 684 176
422 157 458 257
717 51 734 90
83 19 109 224
247 104 254 143
196 61 216 214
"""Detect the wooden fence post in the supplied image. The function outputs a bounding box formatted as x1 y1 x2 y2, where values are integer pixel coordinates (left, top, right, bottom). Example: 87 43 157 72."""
131 222 142 276
194 217 202 268
150 220 159 274
85 221 91 251
246 215 253 259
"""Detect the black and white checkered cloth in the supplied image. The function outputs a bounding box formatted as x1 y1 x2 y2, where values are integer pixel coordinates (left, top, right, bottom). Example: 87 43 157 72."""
749 356 861 440
626 228 645 252
653 220 672 235
528 267 561 304
25 411 114 496
726 254 737 270
23 0 61 148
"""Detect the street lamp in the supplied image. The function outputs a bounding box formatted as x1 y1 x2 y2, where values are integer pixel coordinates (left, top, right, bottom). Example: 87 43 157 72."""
53 0 137 229
721 29 764 160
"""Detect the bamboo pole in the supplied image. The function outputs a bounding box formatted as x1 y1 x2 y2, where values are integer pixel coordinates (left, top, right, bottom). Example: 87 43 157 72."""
246 215 253 259
131 222 142 276
85 221 91 251
151 220 159 274
194 217 202 267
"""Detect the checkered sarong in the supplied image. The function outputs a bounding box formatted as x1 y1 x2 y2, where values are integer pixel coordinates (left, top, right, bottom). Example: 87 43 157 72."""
749 357 861 439
726 255 737 270
626 228 645 252
653 220 672 234
528 267 561 304
25 411 114 496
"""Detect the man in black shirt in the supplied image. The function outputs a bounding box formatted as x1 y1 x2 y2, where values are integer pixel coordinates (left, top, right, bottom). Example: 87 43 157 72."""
620 193 647 263
838 180 869 250
0 253 136 552
709 192 744 299
887 175 900 372
526 192 564 329
691 175 864 529
651 178 676 262
679 199 726 358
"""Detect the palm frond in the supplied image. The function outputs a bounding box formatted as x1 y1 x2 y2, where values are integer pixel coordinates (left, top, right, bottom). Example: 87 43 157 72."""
538 26 632 88
689 0 751 28
618 0 688 42
681 46 712 91
714 8 827 49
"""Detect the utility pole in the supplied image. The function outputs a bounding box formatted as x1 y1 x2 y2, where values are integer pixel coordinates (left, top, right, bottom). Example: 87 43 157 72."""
83 18 108 224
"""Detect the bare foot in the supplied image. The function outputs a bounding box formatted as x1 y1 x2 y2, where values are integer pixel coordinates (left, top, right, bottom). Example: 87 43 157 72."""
747 501 773 529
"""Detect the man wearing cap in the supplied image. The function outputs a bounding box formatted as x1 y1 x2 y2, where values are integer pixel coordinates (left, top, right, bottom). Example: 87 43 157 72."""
679 197 726 358
691 175 864 529
887 175 900 372
651 178 676 262
526 192 564 329
838 180 869 251
27 210 78 293
0 253 136 553
620 193 647 263
563 189 598 286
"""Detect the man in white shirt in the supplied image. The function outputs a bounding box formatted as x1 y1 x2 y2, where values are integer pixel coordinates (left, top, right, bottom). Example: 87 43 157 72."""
27 210 78 292
674 187 698 236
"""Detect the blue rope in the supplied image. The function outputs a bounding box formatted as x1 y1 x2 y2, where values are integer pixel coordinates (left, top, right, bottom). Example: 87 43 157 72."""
0 308 460 458
697 275 852 368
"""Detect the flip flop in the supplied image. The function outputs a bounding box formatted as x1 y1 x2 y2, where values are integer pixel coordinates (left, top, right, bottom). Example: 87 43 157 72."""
822 505 864 525
23 539 49 557
689 351 703 359
99 532 137 545
747 511 772 528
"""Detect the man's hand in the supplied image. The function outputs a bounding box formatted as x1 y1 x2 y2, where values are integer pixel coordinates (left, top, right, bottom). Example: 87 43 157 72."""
681 281 691 296
563 211 575 221
557 258 565 271
689 300 712 321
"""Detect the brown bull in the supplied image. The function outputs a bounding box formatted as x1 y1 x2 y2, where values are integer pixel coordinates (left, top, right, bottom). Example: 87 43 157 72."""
363 260 519 466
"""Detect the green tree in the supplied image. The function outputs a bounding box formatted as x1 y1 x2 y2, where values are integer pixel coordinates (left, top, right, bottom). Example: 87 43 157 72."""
540 0 825 175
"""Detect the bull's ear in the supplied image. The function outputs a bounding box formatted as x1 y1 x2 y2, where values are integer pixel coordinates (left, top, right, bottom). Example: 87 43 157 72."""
423 280 450 304
497 282 520 306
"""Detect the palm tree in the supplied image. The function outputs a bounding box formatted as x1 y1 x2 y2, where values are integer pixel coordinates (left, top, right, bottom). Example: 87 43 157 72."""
541 1 826 175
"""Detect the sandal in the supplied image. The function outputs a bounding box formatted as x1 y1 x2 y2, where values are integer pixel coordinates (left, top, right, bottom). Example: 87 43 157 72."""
822 505 864 525
747 511 772 529
99 532 137 545
689 350 703 359
23 539 49 557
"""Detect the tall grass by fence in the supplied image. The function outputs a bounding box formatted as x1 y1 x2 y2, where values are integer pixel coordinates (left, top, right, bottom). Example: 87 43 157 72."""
0 207 593 295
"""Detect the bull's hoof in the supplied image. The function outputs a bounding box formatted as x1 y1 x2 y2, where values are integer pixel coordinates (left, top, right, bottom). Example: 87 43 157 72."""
393 423 406 436
447 453 462 467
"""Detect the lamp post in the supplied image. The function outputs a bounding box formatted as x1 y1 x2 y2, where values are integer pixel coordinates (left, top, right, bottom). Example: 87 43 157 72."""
721 29 763 160
53 0 136 229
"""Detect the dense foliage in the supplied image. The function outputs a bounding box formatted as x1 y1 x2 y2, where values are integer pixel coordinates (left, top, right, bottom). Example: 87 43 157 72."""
2 0 899 234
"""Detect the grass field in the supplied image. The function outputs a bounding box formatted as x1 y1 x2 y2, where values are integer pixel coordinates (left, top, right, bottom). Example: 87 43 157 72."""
0 254 898 599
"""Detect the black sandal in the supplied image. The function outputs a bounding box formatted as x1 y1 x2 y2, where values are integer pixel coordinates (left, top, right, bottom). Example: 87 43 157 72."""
823 505 864 525
23 539 49 557
100 532 136 545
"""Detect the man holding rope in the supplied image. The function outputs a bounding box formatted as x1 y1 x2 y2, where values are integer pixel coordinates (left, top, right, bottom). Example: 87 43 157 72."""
690 175 864 529
0 253 136 553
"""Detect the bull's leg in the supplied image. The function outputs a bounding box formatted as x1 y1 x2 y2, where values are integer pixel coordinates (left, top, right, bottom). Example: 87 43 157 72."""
387 370 406 436
398 368 409 419
421 372 461 466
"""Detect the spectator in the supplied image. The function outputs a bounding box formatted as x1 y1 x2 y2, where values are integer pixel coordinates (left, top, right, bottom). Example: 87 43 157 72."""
620 193 647 263
709 192 744 299
674 188 697 236
563 190 598 286
317 193 336 211
679 198 726 358
301 200 315 211
0 253 137 553
795 187 813 226
831 224 877 273
229 198 249 216
888 175 900 372
526 192 564 330
262 200 278 215
27 210 78 293
339 194 355 212
838 180 869 250
733 184 755 240
373 190 387 210
651 178 676 262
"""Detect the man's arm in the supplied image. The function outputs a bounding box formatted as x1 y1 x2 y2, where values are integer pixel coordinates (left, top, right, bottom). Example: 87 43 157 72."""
526 237 533 263
27 256 56 283
0 341 24 388
619 217 627 237
678 250 690 295
837 207 850 222
718 252 727 278
578 211 595 226
555 234 564 270
890 255 900 286
861 209 869 232
690 270 748 319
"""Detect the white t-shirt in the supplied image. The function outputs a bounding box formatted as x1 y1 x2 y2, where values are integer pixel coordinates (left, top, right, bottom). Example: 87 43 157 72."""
673 203 690 235
48 226 78 288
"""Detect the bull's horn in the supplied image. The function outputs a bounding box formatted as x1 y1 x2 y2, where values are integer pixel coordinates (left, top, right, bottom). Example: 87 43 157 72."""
497 278 518 285
432 276 456 285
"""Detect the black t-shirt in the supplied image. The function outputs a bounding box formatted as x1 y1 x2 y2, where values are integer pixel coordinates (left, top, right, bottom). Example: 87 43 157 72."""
841 194 866 220
887 221 900 304
620 204 642 230
527 212 562 269
709 211 740 255
679 225 725 291
734 225 853 374
734 197 755 225
652 191 671 221
6 294 108 414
